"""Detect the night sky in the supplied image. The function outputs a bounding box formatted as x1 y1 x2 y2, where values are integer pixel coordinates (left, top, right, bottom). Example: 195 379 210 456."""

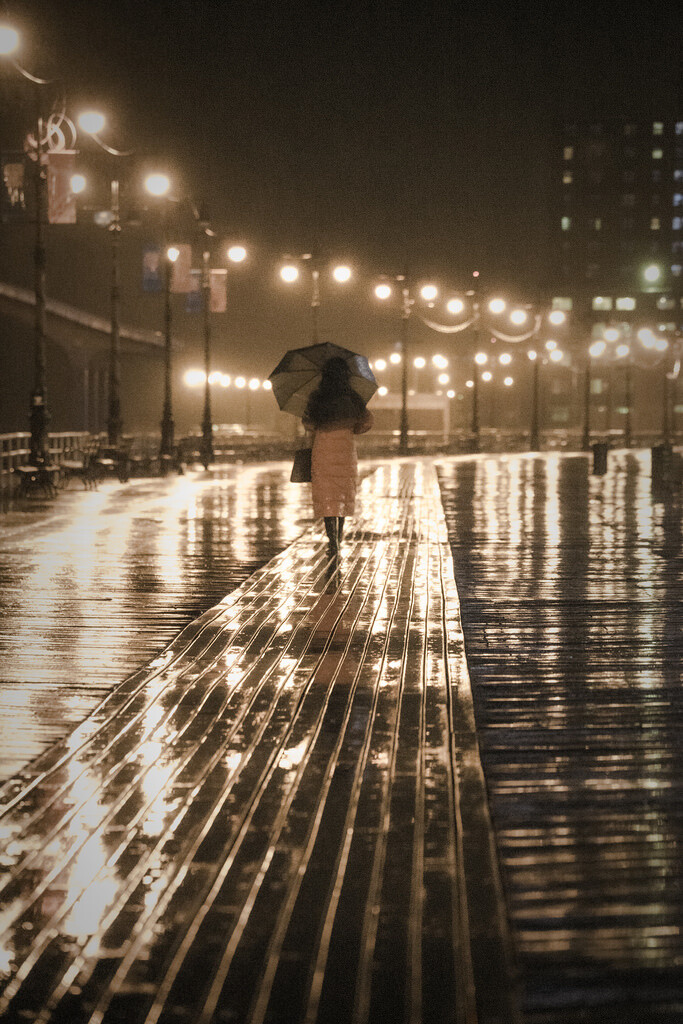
1 0 682 383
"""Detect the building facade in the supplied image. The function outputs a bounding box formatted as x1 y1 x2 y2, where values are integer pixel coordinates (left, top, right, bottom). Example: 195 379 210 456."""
552 118 683 439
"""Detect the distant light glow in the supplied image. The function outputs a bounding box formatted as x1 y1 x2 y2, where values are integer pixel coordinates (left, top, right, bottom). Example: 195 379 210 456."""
167 246 180 263
510 309 527 325
488 298 506 314
474 352 488 365
389 353 401 364
447 298 465 315
528 350 538 360
482 371 492 382
420 284 438 302
499 352 512 365
208 371 222 385
374 359 387 371
432 354 448 369
145 173 170 197
414 356 426 369
549 349 564 362
378 385 388 396
227 245 247 263
589 341 607 358
280 264 299 283
447 389 455 398
604 327 620 342
249 377 260 390
235 376 246 388
333 264 352 282
438 373 449 384
503 376 514 386
184 369 205 387
70 174 87 195
221 374 231 387
545 339 557 351
643 263 662 283
0 26 20 55
548 309 566 326
375 284 392 300
262 380 272 390
637 328 656 347
465 379 474 388
616 344 630 358
78 110 106 135
655 338 668 352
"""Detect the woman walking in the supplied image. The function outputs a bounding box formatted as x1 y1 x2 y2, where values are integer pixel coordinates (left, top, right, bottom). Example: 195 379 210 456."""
302 356 373 554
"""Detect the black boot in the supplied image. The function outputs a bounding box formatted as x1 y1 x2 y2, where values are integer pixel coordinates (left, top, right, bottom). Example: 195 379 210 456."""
324 517 338 553
337 517 345 544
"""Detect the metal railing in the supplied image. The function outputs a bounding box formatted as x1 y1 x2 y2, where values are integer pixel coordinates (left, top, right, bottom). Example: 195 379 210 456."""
0 431 91 490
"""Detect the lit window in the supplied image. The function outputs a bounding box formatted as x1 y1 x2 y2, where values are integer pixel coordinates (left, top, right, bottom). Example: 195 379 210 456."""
616 297 636 310
675 170 683 182
656 296 675 310
593 218 602 230
652 148 663 160
563 171 573 184
674 194 683 207
563 146 573 160
676 122 683 135
653 122 664 135
651 217 661 230
561 216 571 231
673 265 682 276
674 217 682 231
592 296 613 311
552 297 572 311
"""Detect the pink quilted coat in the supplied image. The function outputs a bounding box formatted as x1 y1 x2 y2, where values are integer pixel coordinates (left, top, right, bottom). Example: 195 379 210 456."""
303 410 373 517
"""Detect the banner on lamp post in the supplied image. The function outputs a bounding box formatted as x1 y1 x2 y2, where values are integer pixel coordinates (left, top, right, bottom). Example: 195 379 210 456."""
142 246 162 292
185 270 202 312
171 243 193 292
210 269 227 312
47 151 77 224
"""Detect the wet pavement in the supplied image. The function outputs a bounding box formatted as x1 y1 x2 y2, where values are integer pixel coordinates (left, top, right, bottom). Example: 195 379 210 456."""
437 450 683 1024
0 461 512 1024
0 466 313 779
0 451 680 1023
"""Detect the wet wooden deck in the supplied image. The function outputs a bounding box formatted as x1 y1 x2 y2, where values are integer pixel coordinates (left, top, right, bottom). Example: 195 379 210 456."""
0 462 518 1024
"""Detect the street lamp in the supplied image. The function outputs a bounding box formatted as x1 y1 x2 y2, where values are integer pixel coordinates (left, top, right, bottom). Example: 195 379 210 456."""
199 241 247 469
374 275 437 453
279 255 352 344
0 24 59 463
77 111 132 447
144 173 178 460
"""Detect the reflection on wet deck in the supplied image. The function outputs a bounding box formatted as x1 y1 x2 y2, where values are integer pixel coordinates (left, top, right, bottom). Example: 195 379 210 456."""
0 463 515 1024
0 467 313 779
437 451 683 1024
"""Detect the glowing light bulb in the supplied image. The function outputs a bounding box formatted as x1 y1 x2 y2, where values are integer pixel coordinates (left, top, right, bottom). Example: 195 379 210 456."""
375 284 391 300
78 110 106 135
280 264 298 283
145 173 170 197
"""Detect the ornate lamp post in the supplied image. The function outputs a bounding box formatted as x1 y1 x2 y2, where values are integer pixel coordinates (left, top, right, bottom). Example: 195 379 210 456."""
280 255 352 345
0 25 55 463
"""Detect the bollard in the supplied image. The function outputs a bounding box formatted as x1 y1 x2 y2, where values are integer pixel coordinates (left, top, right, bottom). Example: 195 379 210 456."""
591 441 609 475
651 442 673 484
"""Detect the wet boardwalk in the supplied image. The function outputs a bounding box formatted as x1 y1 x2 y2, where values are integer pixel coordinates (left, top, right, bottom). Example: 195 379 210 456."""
0 462 516 1024
0 467 313 779
437 451 683 1024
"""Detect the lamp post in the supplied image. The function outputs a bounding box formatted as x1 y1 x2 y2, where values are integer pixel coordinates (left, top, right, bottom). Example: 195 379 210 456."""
144 172 177 459
375 275 439 453
280 256 352 345
199 243 247 469
0 25 55 463
76 111 132 447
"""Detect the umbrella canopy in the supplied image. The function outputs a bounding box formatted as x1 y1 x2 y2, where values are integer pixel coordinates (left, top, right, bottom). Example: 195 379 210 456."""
268 342 378 417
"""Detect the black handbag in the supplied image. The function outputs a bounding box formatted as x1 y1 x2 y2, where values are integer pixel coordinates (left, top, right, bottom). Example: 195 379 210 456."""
290 447 312 483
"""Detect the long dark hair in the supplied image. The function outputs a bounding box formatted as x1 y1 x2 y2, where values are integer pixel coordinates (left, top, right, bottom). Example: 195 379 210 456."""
304 356 366 426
